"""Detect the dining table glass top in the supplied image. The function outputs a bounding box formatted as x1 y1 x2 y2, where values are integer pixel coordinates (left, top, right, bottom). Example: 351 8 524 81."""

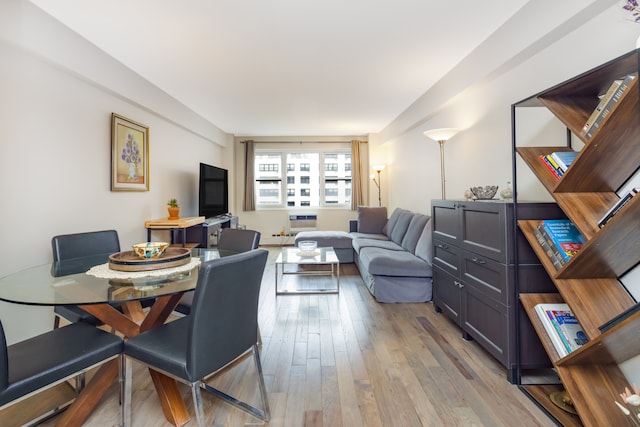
0 248 228 306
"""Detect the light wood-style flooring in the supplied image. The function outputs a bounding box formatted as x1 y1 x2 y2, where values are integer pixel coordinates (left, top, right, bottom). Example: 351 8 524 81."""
32 247 555 426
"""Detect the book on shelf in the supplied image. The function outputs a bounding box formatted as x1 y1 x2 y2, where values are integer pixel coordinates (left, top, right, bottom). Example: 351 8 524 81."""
586 73 637 138
539 155 562 180
534 303 588 357
549 151 578 173
534 304 569 357
582 78 623 133
533 226 565 270
539 219 586 262
597 187 639 228
548 308 588 351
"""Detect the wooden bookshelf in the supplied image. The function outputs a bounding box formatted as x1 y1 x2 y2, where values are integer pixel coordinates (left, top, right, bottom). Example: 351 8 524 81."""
513 49 640 427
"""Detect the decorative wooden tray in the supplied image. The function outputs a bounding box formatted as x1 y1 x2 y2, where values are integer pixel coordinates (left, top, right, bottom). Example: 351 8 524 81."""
109 247 191 272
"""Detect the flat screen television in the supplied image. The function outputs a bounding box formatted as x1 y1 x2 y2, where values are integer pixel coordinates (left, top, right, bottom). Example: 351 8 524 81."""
198 163 229 218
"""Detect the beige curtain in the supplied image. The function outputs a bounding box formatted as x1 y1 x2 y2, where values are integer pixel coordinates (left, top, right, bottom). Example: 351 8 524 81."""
243 140 255 211
350 140 366 210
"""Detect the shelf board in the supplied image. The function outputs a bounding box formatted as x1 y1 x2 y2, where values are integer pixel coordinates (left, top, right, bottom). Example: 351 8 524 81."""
559 198 640 279
521 293 639 427
520 384 582 427
518 221 634 337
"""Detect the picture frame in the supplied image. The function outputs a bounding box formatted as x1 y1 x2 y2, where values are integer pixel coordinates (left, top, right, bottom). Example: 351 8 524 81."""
111 113 149 191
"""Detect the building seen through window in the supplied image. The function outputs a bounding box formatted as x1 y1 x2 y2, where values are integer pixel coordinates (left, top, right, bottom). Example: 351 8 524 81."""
254 150 351 207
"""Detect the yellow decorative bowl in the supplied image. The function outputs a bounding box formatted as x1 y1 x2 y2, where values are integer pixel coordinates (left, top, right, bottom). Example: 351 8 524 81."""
132 242 169 259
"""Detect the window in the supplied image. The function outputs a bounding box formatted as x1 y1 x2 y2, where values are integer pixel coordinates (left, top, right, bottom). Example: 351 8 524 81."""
254 148 351 208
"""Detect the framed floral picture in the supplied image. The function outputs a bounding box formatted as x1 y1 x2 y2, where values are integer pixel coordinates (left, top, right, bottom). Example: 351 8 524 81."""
111 113 149 191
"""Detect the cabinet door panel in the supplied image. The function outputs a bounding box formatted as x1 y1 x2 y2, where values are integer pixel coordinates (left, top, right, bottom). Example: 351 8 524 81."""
461 249 509 305
432 200 460 246
462 285 508 366
460 202 507 262
432 238 460 278
433 266 462 325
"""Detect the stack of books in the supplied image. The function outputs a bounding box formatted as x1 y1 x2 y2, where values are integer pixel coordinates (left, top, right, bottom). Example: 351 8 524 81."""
534 303 588 357
533 219 586 269
584 73 637 138
597 187 639 228
539 152 578 180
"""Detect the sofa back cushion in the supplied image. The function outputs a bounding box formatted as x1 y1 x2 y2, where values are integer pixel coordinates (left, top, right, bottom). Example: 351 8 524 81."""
383 208 404 237
414 218 433 264
389 210 414 244
401 214 430 253
357 206 388 234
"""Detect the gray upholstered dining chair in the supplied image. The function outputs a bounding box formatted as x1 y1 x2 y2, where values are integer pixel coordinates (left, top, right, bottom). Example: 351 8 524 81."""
217 228 261 253
51 230 121 329
173 228 261 315
122 248 270 427
0 319 124 424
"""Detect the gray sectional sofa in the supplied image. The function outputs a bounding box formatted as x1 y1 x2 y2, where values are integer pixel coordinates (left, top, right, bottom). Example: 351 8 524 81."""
349 206 433 303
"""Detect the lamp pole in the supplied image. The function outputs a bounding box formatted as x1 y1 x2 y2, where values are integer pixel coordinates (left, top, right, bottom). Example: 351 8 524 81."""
372 164 385 207
423 128 460 200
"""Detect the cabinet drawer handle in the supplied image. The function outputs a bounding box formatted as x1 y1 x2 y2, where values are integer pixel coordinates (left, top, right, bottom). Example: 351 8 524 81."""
436 243 449 249
471 257 486 265
454 281 464 289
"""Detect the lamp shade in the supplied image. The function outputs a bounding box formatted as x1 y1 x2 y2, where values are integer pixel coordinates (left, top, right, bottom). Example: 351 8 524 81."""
423 128 460 142
372 164 385 172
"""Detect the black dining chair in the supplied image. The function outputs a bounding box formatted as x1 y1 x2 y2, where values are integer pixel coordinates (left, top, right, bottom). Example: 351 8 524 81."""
0 319 124 425
173 228 261 316
123 248 270 426
51 230 121 329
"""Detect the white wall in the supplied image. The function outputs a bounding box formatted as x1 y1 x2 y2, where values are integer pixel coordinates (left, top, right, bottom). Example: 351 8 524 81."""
374 0 639 214
0 0 231 344
375 0 640 384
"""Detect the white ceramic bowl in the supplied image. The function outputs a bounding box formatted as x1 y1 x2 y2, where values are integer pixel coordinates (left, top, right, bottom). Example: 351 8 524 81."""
297 240 317 253
132 242 169 259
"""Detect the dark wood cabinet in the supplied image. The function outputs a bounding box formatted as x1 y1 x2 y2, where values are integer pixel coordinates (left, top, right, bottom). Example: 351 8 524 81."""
513 49 640 426
431 200 562 379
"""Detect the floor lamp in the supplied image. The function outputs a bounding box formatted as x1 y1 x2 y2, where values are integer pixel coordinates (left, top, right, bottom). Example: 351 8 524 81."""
423 128 459 200
372 164 385 206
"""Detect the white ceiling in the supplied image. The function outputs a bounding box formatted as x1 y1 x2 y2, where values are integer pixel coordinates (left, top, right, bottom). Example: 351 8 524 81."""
30 0 528 137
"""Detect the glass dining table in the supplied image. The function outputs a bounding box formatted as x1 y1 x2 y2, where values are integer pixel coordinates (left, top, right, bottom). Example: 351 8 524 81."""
0 248 229 427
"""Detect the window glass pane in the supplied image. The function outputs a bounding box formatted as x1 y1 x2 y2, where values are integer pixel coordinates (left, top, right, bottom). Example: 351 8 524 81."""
255 153 282 205
285 153 319 207
323 152 351 206
254 149 351 208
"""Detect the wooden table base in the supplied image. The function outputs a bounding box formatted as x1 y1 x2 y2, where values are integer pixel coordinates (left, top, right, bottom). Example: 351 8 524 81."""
54 295 191 427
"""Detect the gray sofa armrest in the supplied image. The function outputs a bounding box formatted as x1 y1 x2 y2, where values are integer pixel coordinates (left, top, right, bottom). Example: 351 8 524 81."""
349 219 358 232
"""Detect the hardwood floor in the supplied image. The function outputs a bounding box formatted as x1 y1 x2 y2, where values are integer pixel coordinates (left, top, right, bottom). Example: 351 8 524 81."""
33 247 555 427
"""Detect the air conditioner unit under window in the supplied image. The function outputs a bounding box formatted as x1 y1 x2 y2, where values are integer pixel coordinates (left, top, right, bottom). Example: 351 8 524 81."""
288 214 317 232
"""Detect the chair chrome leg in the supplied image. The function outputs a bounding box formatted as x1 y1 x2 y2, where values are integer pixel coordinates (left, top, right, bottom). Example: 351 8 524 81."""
122 356 132 427
191 382 207 427
74 373 86 395
200 344 270 421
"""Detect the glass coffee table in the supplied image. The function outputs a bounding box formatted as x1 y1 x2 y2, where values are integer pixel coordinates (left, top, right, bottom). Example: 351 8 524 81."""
275 246 340 295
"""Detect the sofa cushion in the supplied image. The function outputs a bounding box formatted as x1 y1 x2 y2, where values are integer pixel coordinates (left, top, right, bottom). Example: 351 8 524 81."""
357 206 388 234
414 219 433 264
389 211 413 244
352 238 403 253
401 214 430 253
383 208 405 237
294 230 352 249
359 247 431 277
349 232 388 241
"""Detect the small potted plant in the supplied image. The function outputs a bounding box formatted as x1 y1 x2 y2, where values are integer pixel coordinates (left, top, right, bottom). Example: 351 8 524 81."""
167 198 180 220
